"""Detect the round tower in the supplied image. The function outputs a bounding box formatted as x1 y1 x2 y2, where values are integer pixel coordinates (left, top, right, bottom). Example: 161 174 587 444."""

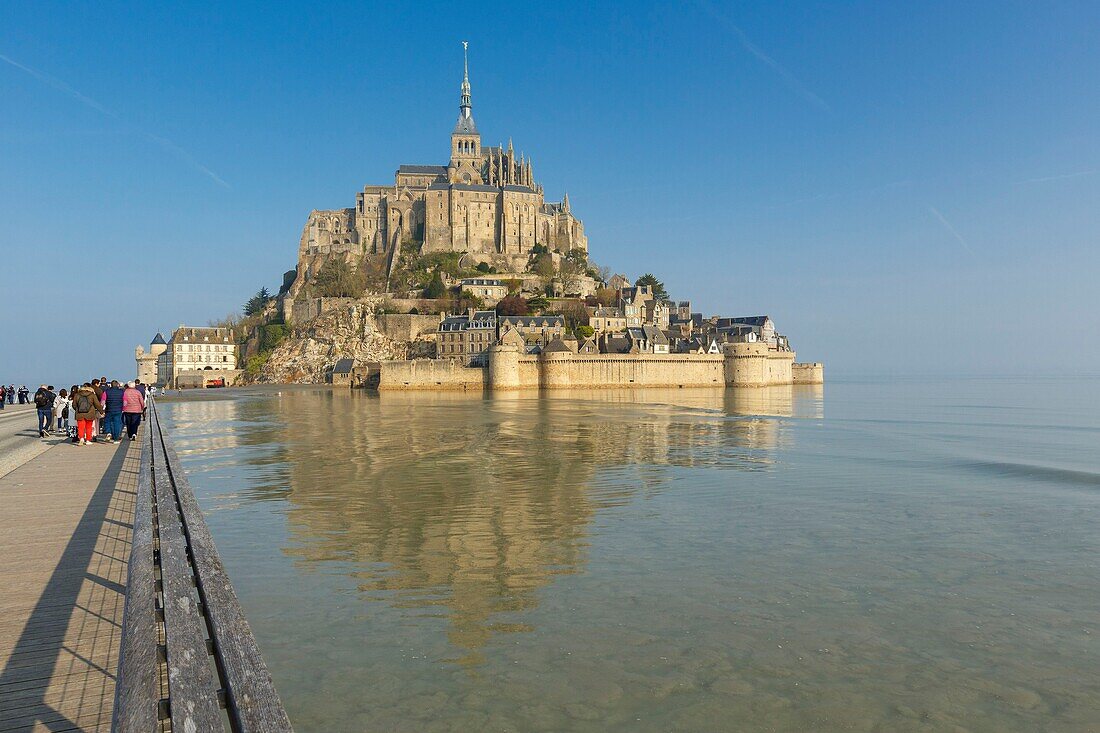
488 341 521 390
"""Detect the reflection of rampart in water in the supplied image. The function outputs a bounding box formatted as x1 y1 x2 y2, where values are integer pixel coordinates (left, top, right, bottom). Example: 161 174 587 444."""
162 386 821 662
247 386 822 662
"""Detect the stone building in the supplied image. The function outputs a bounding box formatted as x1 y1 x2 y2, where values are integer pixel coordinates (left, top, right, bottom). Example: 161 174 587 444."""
156 326 239 388
458 278 510 305
438 310 499 365
135 332 166 385
293 43 586 289
497 315 566 351
326 358 356 386
588 306 626 333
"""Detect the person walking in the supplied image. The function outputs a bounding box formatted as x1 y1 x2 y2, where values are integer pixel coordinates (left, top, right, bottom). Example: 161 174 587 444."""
54 388 72 433
91 379 104 441
72 383 102 446
101 380 125 443
17 385 27 404
122 382 145 441
33 385 55 437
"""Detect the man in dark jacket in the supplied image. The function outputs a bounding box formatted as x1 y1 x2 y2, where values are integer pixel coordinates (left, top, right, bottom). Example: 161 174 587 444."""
34 385 55 437
101 380 126 443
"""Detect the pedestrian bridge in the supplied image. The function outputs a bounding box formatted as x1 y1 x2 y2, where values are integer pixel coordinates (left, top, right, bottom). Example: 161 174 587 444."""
0 399 293 732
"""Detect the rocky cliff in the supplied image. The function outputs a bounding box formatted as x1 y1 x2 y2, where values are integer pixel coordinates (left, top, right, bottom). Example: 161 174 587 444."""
252 298 436 384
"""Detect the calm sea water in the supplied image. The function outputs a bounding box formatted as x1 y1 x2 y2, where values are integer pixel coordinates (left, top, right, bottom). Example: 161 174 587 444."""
159 378 1100 732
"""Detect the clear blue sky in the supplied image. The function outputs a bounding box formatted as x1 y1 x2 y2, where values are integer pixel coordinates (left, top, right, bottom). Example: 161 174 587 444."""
2 1 1098 385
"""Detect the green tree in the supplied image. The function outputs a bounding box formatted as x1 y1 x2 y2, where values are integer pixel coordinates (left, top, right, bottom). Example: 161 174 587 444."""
574 325 595 339
424 270 448 299
635 273 669 301
243 287 272 316
526 294 550 312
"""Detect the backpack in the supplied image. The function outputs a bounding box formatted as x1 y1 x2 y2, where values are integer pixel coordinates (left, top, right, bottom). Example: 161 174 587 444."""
75 393 93 414
34 391 49 408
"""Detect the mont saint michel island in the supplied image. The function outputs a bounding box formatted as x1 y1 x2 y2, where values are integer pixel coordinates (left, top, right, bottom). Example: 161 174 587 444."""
9 7 1096 732
136 46 823 393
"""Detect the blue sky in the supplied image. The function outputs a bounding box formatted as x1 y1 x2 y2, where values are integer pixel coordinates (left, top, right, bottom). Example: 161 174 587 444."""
2 1 1098 385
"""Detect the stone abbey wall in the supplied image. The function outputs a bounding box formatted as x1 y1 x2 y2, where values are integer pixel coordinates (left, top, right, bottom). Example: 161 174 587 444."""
379 343 817 391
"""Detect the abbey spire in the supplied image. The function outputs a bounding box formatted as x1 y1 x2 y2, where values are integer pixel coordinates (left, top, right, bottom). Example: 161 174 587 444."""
460 41 471 118
449 41 482 183
453 41 477 135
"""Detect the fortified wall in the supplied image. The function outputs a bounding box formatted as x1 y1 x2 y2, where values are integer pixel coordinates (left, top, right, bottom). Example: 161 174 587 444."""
379 342 824 391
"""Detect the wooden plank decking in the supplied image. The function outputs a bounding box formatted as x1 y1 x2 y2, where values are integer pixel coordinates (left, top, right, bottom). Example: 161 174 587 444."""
0 437 140 733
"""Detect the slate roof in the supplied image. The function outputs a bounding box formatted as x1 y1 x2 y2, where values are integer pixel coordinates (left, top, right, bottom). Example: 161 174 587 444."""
500 315 565 328
398 165 447 175
440 316 470 332
543 338 573 353
332 358 355 374
427 183 499 192
503 185 537 193
602 335 633 354
682 338 705 353
718 316 771 328
453 114 478 134
469 310 497 328
460 278 506 287
642 325 669 345
151 332 166 345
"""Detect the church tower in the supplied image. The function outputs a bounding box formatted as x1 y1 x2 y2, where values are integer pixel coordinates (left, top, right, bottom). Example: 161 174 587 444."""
449 41 483 184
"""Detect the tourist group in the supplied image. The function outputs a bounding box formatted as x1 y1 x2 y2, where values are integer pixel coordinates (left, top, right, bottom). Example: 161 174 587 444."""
24 380 155 445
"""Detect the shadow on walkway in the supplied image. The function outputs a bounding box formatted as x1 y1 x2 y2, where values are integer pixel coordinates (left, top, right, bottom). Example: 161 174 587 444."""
0 443 137 732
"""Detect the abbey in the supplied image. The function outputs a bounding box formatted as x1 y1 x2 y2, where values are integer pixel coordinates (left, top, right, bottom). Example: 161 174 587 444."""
299 44 586 273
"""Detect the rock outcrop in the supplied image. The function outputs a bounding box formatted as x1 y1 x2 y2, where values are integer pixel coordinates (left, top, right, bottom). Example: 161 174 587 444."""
254 298 435 384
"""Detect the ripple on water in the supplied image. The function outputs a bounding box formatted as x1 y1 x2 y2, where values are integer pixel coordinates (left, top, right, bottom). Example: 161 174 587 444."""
159 380 1100 732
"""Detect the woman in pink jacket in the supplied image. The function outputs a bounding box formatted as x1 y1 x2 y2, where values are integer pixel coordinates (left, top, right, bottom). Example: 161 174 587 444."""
121 381 146 441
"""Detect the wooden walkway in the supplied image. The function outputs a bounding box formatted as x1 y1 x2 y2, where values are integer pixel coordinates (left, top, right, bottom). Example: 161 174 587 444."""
0 437 140 733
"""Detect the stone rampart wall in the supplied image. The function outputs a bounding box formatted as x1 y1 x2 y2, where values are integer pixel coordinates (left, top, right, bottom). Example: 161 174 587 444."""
792 362 824 385
380 345 815 391
378 359 487 391
508 354 725 390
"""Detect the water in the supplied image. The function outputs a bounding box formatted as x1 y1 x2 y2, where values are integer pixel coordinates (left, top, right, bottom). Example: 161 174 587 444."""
159 378 1100 732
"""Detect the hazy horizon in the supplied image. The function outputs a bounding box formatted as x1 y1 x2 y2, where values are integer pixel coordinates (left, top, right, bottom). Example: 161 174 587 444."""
3 2 1099 386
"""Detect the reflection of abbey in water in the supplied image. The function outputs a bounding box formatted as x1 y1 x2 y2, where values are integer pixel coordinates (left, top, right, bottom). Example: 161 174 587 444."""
260 385 820 663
